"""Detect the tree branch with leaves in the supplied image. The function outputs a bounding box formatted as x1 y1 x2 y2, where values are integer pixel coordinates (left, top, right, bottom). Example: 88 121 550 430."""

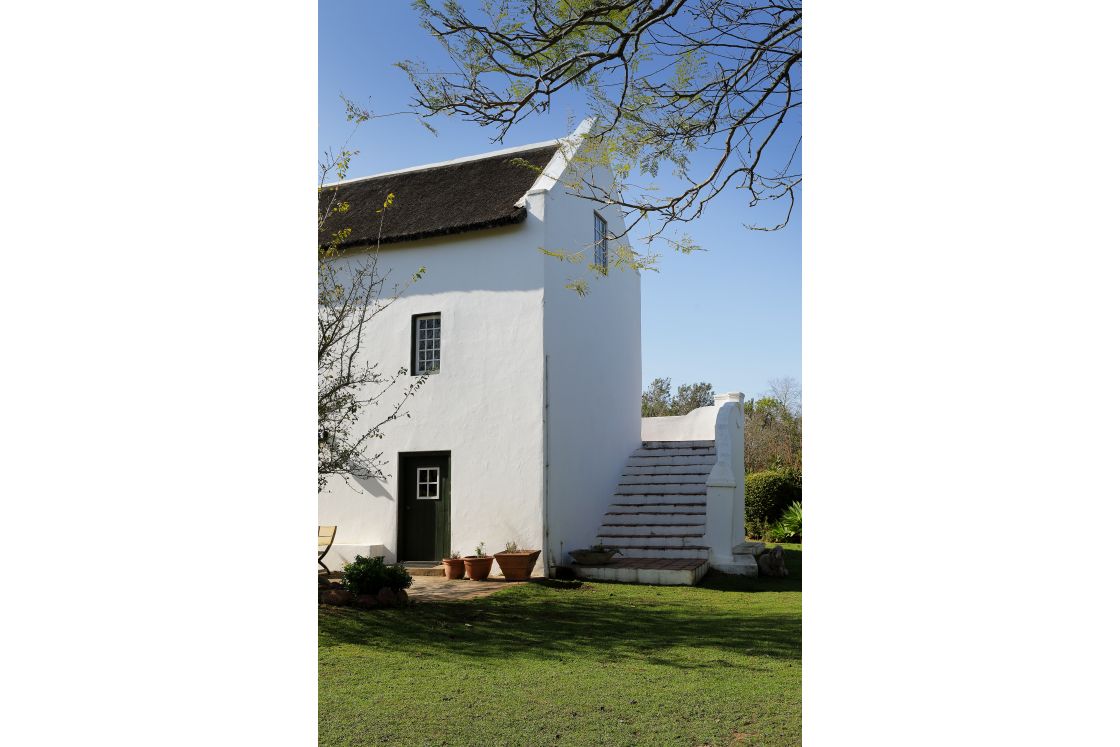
400 0 801 256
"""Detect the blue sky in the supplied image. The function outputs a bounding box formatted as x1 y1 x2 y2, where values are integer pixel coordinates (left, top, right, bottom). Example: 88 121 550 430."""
319 0 801 400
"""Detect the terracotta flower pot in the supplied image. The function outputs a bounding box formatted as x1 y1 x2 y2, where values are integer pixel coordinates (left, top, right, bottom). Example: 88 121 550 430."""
493 549 541 581
462 555 494 581
442 557 465 580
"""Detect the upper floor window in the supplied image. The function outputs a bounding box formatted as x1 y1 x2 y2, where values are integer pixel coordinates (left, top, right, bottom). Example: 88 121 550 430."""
412 313 441 375
594 212 608 272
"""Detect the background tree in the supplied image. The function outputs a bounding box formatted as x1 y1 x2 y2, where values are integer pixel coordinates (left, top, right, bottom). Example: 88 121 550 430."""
744 376 801 473
641 377 714 417
401 0 801 255
318 103 428 492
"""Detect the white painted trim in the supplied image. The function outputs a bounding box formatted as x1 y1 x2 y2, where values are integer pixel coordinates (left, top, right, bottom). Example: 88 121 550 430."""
416 466 440 500
541 351 550 576
325 138 563 187
516 117 596 207
413 313 441 375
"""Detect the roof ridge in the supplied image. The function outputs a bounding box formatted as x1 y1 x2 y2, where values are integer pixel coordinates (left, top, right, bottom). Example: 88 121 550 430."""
325 138 563 188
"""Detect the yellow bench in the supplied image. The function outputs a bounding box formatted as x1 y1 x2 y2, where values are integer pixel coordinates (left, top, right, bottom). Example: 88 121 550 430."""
318 525 337 573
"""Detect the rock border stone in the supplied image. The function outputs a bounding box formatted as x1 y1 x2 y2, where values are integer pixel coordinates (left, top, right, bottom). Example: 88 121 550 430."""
318 583 410 608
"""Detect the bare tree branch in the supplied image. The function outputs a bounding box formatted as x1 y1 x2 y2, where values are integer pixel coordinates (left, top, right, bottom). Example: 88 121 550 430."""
318 111 429 491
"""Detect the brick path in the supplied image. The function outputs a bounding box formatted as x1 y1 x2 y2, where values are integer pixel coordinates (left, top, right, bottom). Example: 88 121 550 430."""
406 575 528 602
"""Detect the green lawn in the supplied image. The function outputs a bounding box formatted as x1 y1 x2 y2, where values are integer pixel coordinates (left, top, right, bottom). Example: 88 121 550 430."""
320 545 801 747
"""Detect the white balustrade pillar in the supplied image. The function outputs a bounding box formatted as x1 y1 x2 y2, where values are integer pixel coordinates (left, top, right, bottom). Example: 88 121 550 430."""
706 393 746 568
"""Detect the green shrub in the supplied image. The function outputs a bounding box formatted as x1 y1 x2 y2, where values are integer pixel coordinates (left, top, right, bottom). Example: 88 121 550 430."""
744 469 801 539
382 563 413 592
341 555 413 595
769 501 802 542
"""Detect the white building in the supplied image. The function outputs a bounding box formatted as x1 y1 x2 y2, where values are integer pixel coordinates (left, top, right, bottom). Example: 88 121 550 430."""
318 122 757 584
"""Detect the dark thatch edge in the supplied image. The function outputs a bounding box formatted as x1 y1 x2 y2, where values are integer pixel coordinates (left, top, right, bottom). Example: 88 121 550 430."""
329 206 529 251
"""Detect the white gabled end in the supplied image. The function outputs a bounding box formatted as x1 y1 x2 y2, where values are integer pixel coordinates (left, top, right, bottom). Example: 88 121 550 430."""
516 116 597 206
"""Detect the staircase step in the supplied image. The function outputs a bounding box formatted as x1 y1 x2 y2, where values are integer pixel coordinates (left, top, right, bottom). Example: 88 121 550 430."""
607 545 710 559
629 447 715 458
627 455 716 467
604 510 706 524
641 440 715 450
599 523 705 536
610 499 706 508
622 464 712 476
399 562 445 577
618 473 707 486
570 557 709 586
598 534 704 547
615 486 707 498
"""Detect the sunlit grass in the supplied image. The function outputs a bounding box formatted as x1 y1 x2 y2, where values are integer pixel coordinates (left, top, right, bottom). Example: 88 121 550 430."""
320 545 801 746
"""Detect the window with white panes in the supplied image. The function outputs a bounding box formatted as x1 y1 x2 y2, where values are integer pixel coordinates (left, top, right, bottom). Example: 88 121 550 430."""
413 313 441 375
594 212 608 272
416 467 440 499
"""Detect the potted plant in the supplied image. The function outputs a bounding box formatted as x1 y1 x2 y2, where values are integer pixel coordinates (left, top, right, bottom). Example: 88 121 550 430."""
494 541 541 581
569 544 623 565
442 551 465 580
462 542 494 581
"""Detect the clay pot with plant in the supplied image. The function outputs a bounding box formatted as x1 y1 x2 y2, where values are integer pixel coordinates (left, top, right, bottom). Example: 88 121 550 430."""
462 542 494 581
569 544 624 565
493 541 541 581
442 551 465 580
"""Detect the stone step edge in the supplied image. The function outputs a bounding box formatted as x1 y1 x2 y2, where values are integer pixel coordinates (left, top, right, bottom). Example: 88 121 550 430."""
630 451 715 455
616 483 708 489
605 543 711 550
605 509 706 513
609 501 703 508
616 485 709 491
609 502 706 508
641 440 715 447
614 494 708 499
600 524 703 528
600 530 703 537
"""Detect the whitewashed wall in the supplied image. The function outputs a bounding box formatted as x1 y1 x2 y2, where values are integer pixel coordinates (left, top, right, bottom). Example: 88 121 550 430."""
319 128 644 574
540 163 643 568
318 202 548 567
641 407 721 442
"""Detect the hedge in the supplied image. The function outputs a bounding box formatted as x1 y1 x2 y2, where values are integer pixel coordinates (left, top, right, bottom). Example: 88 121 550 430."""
744 469 801 539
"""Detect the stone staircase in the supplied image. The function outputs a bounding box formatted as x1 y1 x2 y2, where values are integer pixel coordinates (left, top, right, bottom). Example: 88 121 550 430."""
575 440 717 585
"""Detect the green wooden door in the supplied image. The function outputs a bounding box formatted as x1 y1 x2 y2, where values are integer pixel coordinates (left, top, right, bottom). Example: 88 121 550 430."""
398 453 450 561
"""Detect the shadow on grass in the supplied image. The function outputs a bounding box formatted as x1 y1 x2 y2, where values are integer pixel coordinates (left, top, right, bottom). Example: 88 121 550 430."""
701 546 801 593
320 568 800 668
529 578 586 590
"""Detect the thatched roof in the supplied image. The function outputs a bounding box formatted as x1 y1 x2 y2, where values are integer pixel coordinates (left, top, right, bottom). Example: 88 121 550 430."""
319 143 560 250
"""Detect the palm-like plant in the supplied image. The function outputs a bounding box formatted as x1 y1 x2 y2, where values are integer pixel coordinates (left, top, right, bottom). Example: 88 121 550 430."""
770 501 802 542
